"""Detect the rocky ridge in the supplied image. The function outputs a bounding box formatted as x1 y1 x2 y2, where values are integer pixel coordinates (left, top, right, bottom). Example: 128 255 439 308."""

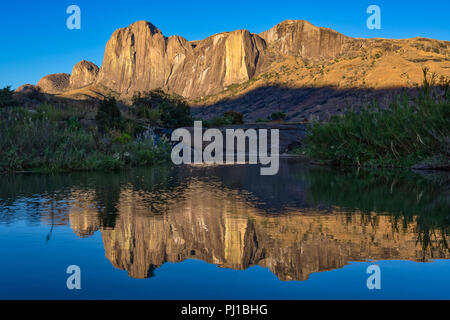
30 19 450 120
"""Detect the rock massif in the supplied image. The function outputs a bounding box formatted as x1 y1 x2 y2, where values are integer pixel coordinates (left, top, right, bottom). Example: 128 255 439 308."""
33 19 354 97
95 21 267 98
32 19 450 120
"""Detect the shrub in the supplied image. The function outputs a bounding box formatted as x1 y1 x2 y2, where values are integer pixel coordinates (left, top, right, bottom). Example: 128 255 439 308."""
210 116 233 127
269 112 287 121
132 90 192 128
302 70 450 167
0 107 171 173
224 111 244 125
0 86 17 108
96 97 124 133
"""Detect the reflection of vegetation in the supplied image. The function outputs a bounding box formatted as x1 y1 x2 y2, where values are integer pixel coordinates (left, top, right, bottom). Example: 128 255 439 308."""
0 165 176 227
0 160 448 256
302 168 449 258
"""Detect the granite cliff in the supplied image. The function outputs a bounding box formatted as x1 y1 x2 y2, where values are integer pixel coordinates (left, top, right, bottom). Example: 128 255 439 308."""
32 19 450 120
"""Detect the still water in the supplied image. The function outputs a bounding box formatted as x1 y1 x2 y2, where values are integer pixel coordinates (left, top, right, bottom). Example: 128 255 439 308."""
0 159 449 300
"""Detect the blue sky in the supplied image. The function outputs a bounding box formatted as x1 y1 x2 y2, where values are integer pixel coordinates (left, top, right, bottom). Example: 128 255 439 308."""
1 0 449 89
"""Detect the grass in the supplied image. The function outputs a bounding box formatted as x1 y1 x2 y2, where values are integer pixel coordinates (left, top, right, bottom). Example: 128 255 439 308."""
301 69 450 168
0 106 171 173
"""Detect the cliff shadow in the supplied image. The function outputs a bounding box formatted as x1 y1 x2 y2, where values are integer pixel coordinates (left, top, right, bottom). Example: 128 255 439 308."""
191 85 439 122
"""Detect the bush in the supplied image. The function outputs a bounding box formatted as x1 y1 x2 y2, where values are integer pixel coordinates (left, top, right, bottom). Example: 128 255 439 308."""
96 97 124 133
269 112 287 121
303 70 450 167
132 90 192 128
210 116 233 127
224 111 244 125
0 107 171 173
0 86 17 108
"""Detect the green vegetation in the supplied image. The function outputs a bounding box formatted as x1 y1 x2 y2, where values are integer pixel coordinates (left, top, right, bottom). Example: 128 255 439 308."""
302 69 450 168
255 112 287 123
269 112 287 121
0 93 181 173
223 111 244 125
96 97 124 133
0 86 17 108
202 111 245 127
132 90 192 128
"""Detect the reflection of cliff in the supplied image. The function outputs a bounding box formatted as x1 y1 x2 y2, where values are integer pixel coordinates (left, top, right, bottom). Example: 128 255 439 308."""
69 181 449 281
68 191 100 238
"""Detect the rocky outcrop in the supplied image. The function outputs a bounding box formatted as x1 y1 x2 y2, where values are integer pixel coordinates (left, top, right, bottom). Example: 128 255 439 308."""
166 30 266 98
95 21 193 96
95 21 266 98
259 20 349 59
15 84 39 94
36 73 70 94
32 19 450 109
69 60 99 89
93 19 350 99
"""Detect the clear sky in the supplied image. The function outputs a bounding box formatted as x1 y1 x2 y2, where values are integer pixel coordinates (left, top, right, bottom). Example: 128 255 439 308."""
1 0 449 89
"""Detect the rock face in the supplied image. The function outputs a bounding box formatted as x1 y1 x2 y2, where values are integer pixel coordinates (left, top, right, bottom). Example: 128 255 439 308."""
69 60 99 89
93 19 350 98
166 29 266 98
36 73 70 94
33 19 450 112
259 20 349 59
96 21 192 96
95 21 266 98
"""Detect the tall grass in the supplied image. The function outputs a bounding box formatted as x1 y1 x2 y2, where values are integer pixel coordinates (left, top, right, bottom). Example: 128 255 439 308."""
0 107 171 173
303 69 450 167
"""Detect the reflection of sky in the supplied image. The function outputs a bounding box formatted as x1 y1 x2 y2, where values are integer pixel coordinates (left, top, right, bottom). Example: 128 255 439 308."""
0 223 449 300
1 0 450 88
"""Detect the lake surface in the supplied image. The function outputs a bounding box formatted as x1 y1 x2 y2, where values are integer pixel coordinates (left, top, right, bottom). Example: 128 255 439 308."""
0 159 449 300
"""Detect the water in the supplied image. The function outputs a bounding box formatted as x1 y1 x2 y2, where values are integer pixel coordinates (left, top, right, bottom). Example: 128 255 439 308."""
0 159 449 300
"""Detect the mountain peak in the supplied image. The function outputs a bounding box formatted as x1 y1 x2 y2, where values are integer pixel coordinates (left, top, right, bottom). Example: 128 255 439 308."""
127 20 162 34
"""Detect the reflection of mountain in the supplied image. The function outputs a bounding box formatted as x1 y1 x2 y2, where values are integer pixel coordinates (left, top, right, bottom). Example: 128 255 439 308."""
0 161 448 281
69 180 449 281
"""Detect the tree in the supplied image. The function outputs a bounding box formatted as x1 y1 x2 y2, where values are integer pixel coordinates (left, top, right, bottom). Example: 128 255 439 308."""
224 111 244 125
0 86 17 108
132 90 192 128
96 97 124 133
269 112 286 121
